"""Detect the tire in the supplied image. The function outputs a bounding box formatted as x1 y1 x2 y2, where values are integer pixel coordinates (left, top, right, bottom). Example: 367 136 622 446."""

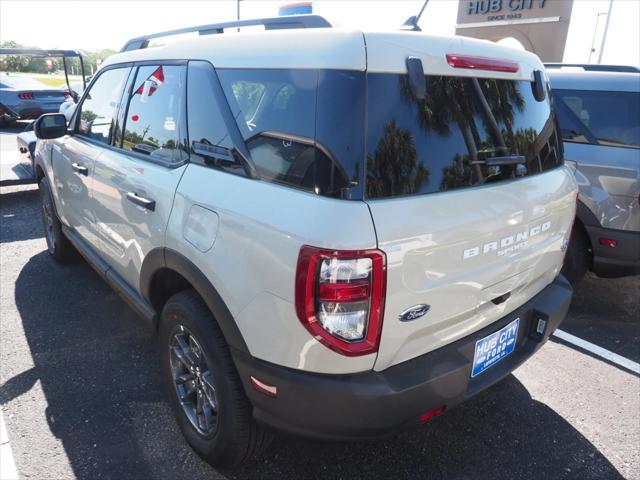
159 289 271 469
38 177 77 263
561 224 590 287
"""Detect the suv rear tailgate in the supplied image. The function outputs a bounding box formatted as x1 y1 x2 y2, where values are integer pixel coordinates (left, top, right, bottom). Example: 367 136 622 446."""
369 166 577 371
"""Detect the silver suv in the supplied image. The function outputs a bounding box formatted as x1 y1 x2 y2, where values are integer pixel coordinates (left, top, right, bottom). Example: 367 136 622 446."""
547 66 640 283
33 16 577 469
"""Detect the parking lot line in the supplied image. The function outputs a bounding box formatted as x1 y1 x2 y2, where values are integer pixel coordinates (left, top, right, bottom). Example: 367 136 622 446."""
0 411 19 480
554 328 640 375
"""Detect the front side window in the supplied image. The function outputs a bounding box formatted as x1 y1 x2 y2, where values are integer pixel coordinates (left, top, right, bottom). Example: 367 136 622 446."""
122 65 187 163
218 69 362 198
77 67 130 144
365 74 562 199
553 89 640 149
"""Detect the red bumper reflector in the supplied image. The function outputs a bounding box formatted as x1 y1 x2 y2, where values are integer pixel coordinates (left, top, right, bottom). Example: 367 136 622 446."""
446 54 520 73
419 405 446 423
598 238 618 248
250 376 277 397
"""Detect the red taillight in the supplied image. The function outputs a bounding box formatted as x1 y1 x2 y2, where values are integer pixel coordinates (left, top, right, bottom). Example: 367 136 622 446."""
446 54 520 73
18 92 34 100
598 238 618 248
295 246 386 357
318 281 370 302
420 406 446 423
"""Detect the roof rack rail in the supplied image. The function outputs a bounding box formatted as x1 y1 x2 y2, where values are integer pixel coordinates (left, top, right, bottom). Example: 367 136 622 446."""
120 14 332 52
544 63 640 73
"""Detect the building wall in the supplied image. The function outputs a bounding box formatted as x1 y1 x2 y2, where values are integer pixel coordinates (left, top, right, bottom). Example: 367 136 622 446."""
455 0 574 62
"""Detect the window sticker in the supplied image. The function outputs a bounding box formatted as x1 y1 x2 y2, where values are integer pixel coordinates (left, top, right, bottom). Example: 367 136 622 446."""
134 66 165 100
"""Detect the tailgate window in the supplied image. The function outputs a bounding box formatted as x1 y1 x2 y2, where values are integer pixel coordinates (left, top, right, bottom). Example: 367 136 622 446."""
365 74 562 199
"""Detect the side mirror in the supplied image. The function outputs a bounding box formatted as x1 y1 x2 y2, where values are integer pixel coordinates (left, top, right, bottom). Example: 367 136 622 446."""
34 113 67 140
406 56 427 100
532 70 546 102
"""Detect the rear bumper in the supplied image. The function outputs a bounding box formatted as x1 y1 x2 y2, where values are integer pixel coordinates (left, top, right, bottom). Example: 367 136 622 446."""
586 225 640 278
233 275 573 441
16 108 58 120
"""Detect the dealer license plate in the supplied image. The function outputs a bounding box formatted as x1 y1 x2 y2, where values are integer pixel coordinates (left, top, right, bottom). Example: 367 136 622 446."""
471 318 520 378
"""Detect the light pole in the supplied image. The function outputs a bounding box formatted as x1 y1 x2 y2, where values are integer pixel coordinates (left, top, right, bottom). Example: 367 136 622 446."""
588 12 606 64
598 0 614 64
237 0 241 31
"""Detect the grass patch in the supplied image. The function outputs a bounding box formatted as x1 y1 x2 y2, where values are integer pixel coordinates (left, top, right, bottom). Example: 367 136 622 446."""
32 77 67 88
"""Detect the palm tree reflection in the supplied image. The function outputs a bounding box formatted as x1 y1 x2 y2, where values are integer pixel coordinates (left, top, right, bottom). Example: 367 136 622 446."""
366 119 429 198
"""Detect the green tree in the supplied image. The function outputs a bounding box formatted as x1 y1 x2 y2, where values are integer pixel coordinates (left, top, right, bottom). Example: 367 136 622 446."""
366 119 429 198
1 40 115 75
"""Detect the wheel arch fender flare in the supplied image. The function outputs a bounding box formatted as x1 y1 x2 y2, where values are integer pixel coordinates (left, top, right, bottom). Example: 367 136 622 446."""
33 149 46 180
576 199 600 229
140 247 249 354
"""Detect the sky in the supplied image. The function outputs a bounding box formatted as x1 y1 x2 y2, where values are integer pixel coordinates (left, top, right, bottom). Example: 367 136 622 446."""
1 0 639 66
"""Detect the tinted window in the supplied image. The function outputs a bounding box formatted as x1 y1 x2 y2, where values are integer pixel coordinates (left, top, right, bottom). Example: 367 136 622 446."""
218 69 362 198
77 68 129 144
187 61 247 176
232 81 266 123
553 89 640 148
366 74 561 199
122 65 187 163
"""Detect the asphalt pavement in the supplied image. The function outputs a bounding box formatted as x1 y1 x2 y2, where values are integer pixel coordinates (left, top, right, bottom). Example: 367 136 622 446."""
0 129 638 480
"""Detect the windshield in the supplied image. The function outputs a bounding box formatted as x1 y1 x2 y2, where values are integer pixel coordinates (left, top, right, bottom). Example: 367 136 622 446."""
365 74 562 199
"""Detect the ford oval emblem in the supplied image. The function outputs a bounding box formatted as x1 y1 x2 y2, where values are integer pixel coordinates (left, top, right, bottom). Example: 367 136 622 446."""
399 304 430 322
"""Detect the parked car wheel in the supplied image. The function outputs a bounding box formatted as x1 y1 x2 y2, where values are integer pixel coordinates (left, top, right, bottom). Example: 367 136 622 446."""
159 289 271 469
39 177 77 263
562 224 590 286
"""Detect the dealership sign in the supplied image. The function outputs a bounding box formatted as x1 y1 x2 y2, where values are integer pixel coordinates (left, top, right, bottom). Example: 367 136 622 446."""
457 0 568 28
466 0 548 17
455 0 574 63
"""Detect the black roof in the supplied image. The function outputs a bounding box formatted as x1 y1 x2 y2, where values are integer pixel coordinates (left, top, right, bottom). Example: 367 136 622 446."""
544 63 640 74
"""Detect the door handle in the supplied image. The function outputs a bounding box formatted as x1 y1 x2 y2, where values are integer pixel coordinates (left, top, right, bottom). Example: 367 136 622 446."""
71 163 88 176
126 192 156 211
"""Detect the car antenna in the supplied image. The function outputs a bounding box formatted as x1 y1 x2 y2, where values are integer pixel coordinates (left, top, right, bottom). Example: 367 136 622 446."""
400 0 429 31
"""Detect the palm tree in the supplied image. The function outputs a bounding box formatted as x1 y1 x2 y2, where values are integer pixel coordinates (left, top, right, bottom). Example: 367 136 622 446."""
401 75 485 183
472 79 525 153
366 119 429 198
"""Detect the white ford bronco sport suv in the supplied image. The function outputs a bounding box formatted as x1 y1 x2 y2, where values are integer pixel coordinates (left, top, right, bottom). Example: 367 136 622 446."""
33 15 577 469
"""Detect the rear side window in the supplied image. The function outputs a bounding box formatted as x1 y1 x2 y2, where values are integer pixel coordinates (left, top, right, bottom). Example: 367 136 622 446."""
121 65 187 163
77 67 130 144
553 89 640 149
218 69 363 198
365 74 561 199
186 61 248 177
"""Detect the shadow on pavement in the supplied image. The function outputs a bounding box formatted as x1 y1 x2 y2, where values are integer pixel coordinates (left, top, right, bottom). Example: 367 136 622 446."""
0 121 32 135
0 188 42 243
1 249 625 479
560 273 640 364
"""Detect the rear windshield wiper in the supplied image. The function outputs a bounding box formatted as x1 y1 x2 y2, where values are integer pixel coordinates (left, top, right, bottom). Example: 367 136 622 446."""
471 155 526 166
